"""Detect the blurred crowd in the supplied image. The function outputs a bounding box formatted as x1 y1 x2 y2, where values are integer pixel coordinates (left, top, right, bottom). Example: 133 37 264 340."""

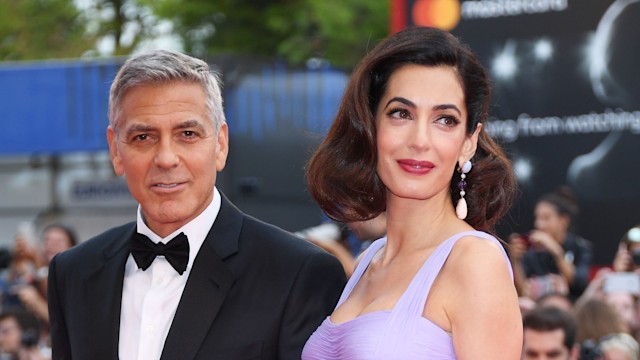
509 187 640 359
0 221 77 360
2 186 638 359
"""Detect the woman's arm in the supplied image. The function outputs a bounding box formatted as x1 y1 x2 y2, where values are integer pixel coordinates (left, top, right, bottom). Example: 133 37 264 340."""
447 237 523 360
530 230 576 284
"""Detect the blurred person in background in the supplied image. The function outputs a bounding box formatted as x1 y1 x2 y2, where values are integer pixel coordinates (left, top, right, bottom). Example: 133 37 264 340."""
598 333 639 360
578 266 640 341
574 297 638 359
345 211 387 256
521 305 578 360
296 221 357 278
612 225 640 273
575 297 626 342
0 307 48 360
607 291 640 342
536 292 574 313
609 224 640 342
12 223 78 340
510 186 593 302
40 224 78 267
297 213 388 278
0 223 42 312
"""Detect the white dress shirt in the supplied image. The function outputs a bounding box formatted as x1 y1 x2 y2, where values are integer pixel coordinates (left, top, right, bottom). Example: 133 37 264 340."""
118 187 221 360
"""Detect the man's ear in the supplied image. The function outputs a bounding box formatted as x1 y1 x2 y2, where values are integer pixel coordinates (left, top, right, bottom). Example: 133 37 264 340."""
458 123 482 167
569 343 580 360
107 126 124 176
215 122 229 172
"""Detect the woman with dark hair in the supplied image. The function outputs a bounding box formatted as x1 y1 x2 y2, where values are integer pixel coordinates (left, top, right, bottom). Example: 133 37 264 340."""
302 26 521 359
510 186 593 302
41 223 78 264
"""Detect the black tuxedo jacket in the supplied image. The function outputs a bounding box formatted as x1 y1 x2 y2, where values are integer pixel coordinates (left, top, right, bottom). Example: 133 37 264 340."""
48 194 346 359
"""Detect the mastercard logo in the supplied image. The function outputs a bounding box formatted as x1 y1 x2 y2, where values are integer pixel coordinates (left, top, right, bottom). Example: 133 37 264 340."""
412 0 461 31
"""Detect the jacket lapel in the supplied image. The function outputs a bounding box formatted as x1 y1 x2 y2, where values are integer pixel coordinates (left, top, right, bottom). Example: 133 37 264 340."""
160 193 242 360
84 225 132 357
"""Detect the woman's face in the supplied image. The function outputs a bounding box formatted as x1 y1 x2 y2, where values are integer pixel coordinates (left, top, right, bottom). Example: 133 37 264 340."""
606 291 638 332
534 201 569 240
375 64 479 204
44 227 74 263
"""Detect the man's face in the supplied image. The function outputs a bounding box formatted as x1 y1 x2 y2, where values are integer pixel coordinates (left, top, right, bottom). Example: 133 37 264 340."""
523 328 574 360
0 317 22 354
107 81 228 237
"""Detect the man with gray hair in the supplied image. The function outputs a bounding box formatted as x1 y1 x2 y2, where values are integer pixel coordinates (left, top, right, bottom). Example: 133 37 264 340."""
48 50 346 360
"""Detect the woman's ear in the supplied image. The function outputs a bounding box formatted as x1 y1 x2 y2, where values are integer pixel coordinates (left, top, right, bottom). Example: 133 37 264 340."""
458 123 482 167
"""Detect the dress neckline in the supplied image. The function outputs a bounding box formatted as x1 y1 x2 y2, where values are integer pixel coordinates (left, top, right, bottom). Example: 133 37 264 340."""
329 230 485 326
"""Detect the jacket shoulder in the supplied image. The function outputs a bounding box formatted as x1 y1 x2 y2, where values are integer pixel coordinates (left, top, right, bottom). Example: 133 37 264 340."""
240 215 328 257
54 222 134 265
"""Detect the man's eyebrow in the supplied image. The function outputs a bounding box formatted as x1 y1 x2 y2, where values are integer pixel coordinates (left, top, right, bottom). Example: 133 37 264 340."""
124 123 156 137
123 120 206 135
175 119 206 130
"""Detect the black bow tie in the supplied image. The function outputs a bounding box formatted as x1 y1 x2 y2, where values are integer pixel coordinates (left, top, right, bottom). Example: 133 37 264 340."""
130 232 190 275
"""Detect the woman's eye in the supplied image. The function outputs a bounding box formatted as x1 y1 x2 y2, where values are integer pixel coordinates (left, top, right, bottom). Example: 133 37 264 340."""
437 115 460 126
388 109 411 119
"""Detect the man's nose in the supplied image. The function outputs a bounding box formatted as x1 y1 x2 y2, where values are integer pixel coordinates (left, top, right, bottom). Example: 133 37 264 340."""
154 138 180 168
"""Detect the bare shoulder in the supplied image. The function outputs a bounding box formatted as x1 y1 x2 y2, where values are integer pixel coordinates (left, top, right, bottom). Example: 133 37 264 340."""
445 234 512 285
440 233 517 315
440 234 522 359
449 233 507 261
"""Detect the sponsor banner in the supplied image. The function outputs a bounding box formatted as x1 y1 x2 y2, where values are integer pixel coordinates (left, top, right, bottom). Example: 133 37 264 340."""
63 179 136 208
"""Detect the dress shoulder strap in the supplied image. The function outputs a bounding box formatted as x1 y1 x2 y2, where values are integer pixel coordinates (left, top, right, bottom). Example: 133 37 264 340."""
335 237 387 307
396 231 507 316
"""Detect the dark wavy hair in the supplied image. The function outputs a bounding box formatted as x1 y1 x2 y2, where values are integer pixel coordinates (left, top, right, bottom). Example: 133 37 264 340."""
537 186 580 228
305 26 515 232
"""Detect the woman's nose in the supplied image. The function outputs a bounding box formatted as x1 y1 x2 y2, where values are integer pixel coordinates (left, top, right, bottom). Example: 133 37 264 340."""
409 121 431 150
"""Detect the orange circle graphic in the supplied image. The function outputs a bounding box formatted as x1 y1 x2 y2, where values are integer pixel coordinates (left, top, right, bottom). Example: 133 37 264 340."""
412 0 461 31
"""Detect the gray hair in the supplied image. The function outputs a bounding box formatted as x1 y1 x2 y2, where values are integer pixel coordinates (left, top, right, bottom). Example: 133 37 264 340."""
108 49 225 131
599 333 639 360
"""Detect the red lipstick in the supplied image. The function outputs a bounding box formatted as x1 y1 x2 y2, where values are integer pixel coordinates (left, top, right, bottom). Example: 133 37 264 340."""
397 159 435 175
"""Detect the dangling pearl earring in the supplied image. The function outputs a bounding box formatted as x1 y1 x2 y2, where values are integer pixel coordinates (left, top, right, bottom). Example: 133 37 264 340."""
456 160 472 220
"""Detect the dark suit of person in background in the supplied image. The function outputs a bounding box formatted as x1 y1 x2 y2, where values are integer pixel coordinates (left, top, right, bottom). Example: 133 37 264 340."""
47 50 346 360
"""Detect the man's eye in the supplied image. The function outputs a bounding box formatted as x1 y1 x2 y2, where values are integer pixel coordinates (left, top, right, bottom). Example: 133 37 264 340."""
134 134 148 141
184 131 195 137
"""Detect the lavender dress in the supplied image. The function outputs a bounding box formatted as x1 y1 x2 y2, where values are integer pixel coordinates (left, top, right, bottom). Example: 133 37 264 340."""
301 231 513 360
